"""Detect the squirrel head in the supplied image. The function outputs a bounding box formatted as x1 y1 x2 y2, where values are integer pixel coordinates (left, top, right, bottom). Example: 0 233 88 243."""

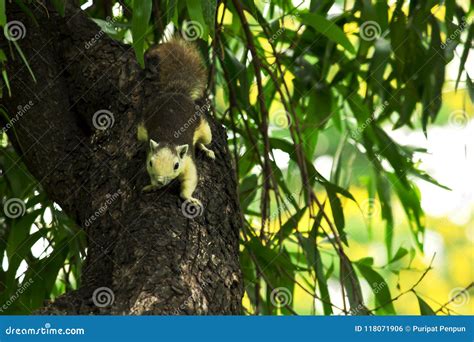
146 139 189 187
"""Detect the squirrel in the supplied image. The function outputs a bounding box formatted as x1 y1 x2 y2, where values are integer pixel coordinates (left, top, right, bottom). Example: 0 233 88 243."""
137 38 215 206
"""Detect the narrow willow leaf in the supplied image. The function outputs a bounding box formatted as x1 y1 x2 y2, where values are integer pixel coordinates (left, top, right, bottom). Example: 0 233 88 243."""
2 69 11 97
201 0 216 36
340 255 368 315
277 207 306 244
314 244 332 314
416 294 436 315
185 0 208 39
306 85 333 129
467 76 474 103
301 13 355 54
132 0 152 68
387 173 425 251
0 0 6 26
389 247 408 264
375 172 394 259
239 174 258 213
12 41 36 82
325 184 347 245
455 23 473 90
356 262 396 314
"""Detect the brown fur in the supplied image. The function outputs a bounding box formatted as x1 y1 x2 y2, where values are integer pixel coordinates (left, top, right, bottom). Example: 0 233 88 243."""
140 38 213 203
147 38 206 100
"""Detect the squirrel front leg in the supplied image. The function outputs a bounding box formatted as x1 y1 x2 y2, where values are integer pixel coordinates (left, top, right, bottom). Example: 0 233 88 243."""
194 118 215 159
179 156 201 206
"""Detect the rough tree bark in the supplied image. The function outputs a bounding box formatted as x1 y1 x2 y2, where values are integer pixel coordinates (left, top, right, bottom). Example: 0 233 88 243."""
1 2 243 314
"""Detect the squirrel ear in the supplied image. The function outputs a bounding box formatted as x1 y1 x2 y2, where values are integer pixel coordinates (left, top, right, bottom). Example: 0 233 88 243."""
177 144 189 159
149 139 160 152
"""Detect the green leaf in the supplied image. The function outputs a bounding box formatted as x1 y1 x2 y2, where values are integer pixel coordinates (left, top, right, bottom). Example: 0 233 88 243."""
340 255 367 315
416 294 436 315
201 0 216 36
467 76 474 104
325 184 347 245
356 262 396 314
239 174 258 212
455 24 473 90
301 13 355 54
269 160 299 211
168 0 178 25
132 0 152 68
2 68 11 97
389 247 408 264
0 0 6 26
245 237 295 272
368 39 391 95
314 242 332 314
12 41 36 82
375 172 394 259
185 0 208 39
387 173 425 251
22 238 69 310
223 47 250 107
277 207 306 243
306 85 333 129
5 209 43 289
323 181 355 202
50 0 66 16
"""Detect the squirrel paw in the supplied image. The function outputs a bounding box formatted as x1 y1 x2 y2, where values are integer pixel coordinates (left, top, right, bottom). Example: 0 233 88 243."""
142 184 156 192
182 196 202 208
204 150 216 160
181 196 204 217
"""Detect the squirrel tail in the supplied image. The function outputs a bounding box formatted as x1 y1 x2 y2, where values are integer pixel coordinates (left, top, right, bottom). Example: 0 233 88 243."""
147 38 206 100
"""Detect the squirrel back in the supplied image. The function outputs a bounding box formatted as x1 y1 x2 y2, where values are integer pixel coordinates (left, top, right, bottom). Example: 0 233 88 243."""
145 38 206 100
140 38 208 149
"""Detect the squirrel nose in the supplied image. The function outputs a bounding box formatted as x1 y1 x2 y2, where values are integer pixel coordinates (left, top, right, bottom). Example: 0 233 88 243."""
156 177 168 185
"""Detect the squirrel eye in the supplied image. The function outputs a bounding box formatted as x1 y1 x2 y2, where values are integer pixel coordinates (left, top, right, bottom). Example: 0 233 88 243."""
149 161 153 167
174 162 179 170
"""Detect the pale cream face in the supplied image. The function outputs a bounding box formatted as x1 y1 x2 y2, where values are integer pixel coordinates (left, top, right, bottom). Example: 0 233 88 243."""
146 140 188 187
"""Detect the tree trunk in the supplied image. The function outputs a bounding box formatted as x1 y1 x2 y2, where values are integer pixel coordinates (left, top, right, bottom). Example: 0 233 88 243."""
1 2 243 315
